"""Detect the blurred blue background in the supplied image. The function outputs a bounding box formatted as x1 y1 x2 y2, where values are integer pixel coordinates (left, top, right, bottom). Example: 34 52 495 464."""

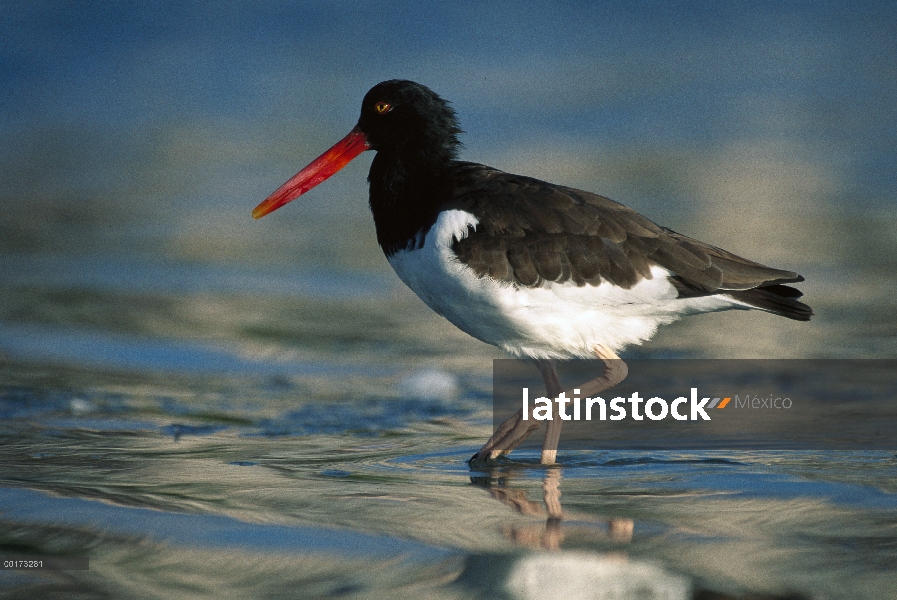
2 2 897 371
3 1 896 361
2 4 897 598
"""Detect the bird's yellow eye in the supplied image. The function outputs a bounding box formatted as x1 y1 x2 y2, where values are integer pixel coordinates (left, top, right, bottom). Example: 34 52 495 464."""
374 101 392 114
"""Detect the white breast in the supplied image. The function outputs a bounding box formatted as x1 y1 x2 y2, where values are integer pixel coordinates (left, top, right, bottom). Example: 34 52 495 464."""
387 209 744 359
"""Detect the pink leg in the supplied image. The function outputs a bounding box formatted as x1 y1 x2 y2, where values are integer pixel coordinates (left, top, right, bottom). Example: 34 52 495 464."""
471 344 628 465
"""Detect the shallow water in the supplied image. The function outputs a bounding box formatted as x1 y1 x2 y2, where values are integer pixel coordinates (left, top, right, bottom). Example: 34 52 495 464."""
1 246 896 599
3 5 897 597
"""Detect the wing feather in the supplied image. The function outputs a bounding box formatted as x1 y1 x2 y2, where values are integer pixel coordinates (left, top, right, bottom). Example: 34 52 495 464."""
447 162 811 321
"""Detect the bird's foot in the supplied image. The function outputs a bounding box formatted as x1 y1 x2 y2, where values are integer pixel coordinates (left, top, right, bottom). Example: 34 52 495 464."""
468 450 508 469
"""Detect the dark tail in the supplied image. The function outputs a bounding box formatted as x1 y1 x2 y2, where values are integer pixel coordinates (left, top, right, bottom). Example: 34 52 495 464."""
726 283 813 321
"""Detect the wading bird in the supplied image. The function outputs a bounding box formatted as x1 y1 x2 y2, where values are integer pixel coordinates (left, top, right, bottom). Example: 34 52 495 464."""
252 80 812 465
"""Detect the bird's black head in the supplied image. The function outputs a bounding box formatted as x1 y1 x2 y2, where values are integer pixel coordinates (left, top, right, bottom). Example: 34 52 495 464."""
251 80 462 222
357 80 462 163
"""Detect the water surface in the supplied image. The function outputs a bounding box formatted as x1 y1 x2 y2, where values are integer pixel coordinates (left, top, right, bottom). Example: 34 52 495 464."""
2 3 897 598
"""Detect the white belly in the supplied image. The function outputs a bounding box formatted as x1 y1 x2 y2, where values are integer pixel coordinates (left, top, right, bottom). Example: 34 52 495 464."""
387 209 743 359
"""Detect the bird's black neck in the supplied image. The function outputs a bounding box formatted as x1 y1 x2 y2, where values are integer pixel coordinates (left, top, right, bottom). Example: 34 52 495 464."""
368 150 455 257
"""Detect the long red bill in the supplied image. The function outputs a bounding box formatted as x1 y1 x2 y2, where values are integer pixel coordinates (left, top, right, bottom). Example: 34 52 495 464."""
252 126 370 219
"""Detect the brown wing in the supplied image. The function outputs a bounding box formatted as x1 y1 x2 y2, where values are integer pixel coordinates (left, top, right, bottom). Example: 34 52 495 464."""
448 163 811 320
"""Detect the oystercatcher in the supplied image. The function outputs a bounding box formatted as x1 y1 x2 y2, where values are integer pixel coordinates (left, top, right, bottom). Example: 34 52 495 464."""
253 80 812 465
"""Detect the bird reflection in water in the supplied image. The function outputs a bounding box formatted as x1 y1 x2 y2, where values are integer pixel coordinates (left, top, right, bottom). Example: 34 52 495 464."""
471 466 634 552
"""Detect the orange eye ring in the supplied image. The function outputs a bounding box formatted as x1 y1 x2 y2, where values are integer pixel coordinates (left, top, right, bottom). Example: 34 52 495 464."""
374 101 392 114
